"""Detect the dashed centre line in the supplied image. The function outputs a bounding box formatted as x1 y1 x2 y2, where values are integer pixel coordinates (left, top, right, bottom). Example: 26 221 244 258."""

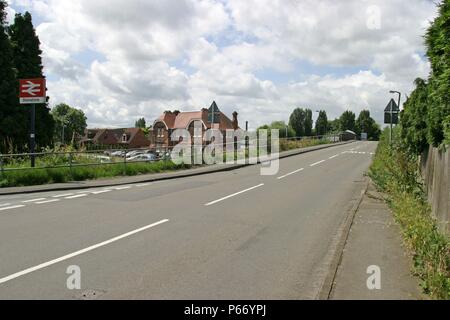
205 184 265 206
36 199 61 205
310 160 326 167
52 193 74 198
91 190 112 195
277 168 304 180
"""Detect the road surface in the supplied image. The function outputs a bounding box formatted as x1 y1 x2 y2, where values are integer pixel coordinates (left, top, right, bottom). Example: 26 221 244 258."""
0 141 377 299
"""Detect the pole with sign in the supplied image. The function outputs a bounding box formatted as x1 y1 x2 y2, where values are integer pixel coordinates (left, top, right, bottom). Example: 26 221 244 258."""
19 78 46 167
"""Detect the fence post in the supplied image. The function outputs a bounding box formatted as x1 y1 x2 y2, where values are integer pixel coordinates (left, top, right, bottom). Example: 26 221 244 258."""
124 153 127 174
0 155 4 180
69 152 73 179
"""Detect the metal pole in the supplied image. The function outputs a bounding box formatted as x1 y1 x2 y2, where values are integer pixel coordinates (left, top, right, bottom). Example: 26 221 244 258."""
30 104 36 167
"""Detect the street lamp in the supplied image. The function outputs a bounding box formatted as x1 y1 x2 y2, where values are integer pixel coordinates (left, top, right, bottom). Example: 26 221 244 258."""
389 90 401 144
315 110 320 138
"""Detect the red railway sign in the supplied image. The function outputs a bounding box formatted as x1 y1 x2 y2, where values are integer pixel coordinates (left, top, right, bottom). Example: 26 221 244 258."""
19 78 46 104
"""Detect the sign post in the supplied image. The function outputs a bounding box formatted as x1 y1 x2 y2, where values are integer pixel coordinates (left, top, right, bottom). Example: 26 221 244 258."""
19 78 46 167
384 98 400 145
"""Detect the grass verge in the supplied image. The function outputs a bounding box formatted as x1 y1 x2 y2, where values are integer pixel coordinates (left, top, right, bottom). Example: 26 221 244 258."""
0 161 191 188
369 128 449 299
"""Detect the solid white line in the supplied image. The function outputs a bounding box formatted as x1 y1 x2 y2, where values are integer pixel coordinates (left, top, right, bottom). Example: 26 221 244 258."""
0 219 170 285
91 190 112 195
36 199 61 205
65 194 87 199
329 154 339 159
277 168 304 180
310 160 326 167
205 184 265 206
22 198 46 203
52 193 74 198
0 205 25 211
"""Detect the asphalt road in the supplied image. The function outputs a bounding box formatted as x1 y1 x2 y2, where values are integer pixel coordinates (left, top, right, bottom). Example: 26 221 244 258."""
0 141 377 299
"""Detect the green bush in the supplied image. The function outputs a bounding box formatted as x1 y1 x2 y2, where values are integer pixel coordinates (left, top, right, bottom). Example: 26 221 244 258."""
369 128 450 299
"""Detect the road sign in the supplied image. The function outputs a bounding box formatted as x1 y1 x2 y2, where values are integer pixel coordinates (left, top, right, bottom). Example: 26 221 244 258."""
384 98 399 113
384 112 399 125
19 78 46 104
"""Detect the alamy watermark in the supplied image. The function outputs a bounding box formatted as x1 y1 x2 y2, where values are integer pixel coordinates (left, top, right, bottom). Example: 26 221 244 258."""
169 121 280 176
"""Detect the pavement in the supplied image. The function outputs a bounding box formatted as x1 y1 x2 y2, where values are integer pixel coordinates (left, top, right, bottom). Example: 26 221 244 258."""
330 181 423 300
0 141 384 299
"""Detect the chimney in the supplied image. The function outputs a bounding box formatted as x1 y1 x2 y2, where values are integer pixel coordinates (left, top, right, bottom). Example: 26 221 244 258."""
173 110 180 116
232 111 239 130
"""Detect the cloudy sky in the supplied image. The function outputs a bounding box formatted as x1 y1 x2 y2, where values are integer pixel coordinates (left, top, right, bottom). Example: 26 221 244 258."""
6 0 439 129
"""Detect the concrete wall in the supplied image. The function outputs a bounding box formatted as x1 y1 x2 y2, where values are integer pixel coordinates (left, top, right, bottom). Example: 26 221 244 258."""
420 146 450 234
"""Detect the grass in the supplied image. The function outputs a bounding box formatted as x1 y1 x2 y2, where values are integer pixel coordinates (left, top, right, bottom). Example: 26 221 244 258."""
0 161 190 188
369 128 450 299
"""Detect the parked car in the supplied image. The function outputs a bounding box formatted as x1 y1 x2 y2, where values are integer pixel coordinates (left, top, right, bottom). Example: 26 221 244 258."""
125 150 145 158
126 154 157 162
111 150 126 157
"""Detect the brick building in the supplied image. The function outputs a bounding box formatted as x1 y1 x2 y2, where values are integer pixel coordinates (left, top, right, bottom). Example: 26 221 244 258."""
81 128 151 149
152 102 239 151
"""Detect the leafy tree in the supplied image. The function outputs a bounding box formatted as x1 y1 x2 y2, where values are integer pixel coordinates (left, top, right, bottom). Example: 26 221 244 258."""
400 78 429 154
424 0 450 147
356 110 381 140
257 121 295 138
135 117 146 129
51 104 87 145
339 110 356 132
315 110 328 136
9 11 54 149
328 118 341 133
289 108 306 137
304 109 313 136
0 1 22 153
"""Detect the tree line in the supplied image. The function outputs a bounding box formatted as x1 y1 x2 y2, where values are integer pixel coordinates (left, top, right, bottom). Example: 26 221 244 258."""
0 2 87 153
259 108 381 140
401 1 449 154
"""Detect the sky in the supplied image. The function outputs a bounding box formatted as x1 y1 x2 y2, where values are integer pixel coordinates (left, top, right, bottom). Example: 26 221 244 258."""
6 0 440 129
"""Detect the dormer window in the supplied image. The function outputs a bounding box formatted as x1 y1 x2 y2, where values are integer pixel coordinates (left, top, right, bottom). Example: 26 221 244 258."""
122 134 128 143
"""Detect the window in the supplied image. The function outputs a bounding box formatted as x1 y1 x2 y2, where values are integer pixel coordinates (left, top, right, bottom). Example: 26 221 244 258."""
122 134 127 143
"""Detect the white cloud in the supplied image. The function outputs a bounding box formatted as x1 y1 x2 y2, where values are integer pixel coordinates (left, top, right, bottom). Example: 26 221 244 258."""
10 0 440 129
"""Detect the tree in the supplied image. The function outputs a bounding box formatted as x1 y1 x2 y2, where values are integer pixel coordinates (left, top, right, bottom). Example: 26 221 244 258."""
51 104 87 145
0 1 22 153
356 110 381 141
339 110 356 132
328 118 341 133
315 110 328 136
304 109 313 136
289 108 306 137
424 1 450 147
400 78 430 154
8 12 55 149
135 117 146 129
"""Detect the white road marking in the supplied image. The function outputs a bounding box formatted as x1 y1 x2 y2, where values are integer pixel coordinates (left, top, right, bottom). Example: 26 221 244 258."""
0 219 170 285
0 203 12 207
65 194 88 199
0 205 25 211
52 193 74 198
329 154 339 159
91 190 112 195
115 186 131 190
205 184 265 206
277 168 305 180
22 198 46 203
36 199 61 205
135 183 152 187
310 160 326 167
